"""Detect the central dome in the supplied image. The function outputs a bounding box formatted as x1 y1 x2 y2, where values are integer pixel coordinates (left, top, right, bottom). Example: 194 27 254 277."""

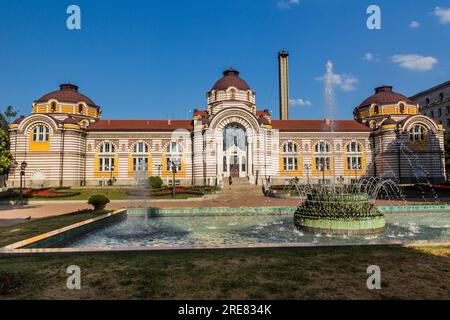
35 83 99 108
212 68 251 91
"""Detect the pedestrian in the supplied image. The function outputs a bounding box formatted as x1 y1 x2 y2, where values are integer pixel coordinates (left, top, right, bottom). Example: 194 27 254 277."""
228 175 233 190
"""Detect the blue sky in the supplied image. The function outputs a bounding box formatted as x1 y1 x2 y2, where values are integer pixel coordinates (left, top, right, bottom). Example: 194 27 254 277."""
0 0 449 120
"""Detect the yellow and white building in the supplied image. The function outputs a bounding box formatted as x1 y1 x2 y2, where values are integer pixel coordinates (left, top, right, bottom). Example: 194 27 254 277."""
7 69 447 188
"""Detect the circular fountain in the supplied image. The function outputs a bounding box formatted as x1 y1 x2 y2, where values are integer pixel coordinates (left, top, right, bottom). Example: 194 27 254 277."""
294 186 385 235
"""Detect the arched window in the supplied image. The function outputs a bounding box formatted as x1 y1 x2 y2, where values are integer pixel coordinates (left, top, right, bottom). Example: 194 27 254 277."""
133 142 149 154
315 142 330 171
399 104 405 114
166 142 182 172
346 142 362 170
230 89 236 100
247 92 251 101
99 142 116 172
133 142 149 172
282 142 298 171
373 105 380 115
100 141 115 153
409 125 427 142
51 102 57 113
78 104 84 114
32 125 50 142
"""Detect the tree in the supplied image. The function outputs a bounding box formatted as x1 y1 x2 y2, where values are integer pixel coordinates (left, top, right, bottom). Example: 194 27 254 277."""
0 130 12 175
0 106 18 176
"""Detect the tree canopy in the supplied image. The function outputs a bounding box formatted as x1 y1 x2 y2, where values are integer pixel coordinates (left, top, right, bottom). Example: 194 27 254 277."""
0 106 18 175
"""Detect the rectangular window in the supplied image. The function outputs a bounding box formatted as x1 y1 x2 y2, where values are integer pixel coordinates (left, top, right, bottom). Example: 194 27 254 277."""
431 111 434 118
166 158 182 172
438 108 442 117
133 157 148 171
347 156 362 170
99 157 115 172
315 157 330 171
283 157 298 171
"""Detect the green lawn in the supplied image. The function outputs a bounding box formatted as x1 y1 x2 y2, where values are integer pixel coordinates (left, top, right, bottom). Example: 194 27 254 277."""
0 245 449 299
0 209 109 248
0 188 206 201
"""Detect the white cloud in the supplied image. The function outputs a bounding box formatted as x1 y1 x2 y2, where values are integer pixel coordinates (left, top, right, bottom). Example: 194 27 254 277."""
277 0 300 9
434 7 450 25
316 73 359 92
391 54 438 71
340 75 359 91
289 98 312 107
409 21 420 28
363 53 374 61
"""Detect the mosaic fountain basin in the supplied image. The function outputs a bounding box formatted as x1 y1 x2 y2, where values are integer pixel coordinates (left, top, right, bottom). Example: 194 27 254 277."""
14 208 449 250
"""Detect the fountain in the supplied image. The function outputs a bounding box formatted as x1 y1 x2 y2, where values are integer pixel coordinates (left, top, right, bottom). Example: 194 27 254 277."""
294 184 386 235
293 60 386 235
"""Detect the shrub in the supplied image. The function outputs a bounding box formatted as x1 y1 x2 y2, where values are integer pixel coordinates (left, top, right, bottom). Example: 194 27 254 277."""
148 176 163 189
88 194 110 210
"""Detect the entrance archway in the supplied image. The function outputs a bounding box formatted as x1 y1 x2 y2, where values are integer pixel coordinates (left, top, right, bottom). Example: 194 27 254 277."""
223 124 247 178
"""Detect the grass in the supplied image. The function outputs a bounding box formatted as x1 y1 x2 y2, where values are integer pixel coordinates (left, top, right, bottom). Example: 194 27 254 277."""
0 245 448 299
0 188 206 201
0 209 109 248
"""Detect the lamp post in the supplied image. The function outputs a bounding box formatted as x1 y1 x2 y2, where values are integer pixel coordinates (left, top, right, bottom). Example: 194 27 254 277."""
303 163 312 185
109 165 115 186
394 125 402 184
157 164 162 177
19 161 27 203
171 161 178 198
320 159 326 185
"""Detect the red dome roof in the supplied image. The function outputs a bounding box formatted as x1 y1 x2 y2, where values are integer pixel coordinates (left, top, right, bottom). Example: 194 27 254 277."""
211 68 251 91
358 86 415 108
35 84 98 108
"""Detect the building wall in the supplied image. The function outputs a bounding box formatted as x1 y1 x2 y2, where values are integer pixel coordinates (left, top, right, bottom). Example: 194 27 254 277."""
411 81 450 131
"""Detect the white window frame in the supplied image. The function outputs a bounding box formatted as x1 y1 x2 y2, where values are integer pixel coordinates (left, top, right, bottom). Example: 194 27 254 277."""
32 125 50 142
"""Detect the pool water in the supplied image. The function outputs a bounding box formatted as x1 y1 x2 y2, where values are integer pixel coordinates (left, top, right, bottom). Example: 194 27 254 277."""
64 211 450 249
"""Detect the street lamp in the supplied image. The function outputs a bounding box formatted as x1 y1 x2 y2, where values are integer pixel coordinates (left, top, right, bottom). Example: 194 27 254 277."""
109 165 115 186
157 164 162 177
19 161 27 203
303 163 312 186
171 161 178 198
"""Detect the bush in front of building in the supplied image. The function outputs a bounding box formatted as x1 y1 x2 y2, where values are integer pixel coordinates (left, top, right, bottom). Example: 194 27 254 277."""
88 194 110 210
148 176 163 189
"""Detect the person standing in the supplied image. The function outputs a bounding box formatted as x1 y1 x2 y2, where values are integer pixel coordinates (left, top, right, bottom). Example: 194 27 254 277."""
228 176 233 191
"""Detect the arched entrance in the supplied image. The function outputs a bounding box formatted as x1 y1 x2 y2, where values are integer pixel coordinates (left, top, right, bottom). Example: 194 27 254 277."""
222 124 247 178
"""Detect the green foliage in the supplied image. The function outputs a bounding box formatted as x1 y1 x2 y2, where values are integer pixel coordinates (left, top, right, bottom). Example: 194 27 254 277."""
0 130 12 175
88 194 110 209
148 176 163 189
0 106 18 176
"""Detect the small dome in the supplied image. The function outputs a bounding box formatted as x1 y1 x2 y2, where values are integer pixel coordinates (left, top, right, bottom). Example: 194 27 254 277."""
35 84 98 108
211 68 251 91
358 86 414 109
